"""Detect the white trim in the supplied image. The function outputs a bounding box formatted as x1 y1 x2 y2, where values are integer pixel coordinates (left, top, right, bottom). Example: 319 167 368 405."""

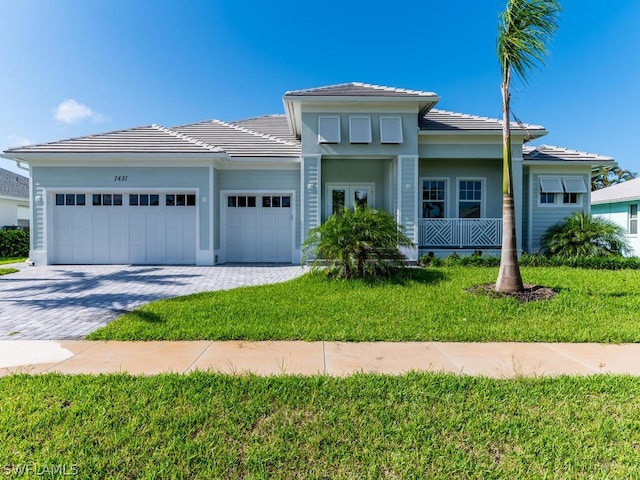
528 172 533 253
380 116 403 144
455 177 486 218
420 177 449 219
318 116 341 144
349 115 372 144
219 189 296 264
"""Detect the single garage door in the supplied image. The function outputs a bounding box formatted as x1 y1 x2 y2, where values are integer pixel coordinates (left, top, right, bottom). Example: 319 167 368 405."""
224 193 293 263
52 192 196 264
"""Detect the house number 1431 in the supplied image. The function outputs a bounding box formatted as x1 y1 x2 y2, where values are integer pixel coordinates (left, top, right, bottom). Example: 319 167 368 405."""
114 175 128 182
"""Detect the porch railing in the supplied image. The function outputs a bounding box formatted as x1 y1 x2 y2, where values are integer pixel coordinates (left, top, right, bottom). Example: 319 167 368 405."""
419 218 502 248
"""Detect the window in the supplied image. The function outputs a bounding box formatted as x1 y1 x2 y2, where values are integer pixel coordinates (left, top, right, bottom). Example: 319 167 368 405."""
262 196 291 208
422 179 446 218
540 192 556 204
55 193 85 206
90 194 123 206
458 180 483 218
539 176 586 206
380 116 403 144
326 184 374 216
349 116 372 143
228 195 256 208
630 205 638 235
318 116 341 143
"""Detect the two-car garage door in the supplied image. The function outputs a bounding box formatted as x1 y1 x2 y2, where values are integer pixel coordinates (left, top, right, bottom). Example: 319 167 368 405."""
52 192 196 264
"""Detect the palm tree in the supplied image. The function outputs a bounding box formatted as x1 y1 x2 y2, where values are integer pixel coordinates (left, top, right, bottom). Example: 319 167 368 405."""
495 0 561 292
591 165 637 191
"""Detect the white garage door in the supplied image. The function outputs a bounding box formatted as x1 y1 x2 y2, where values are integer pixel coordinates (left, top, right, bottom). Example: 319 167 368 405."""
224 193 293 263
52 192 197 265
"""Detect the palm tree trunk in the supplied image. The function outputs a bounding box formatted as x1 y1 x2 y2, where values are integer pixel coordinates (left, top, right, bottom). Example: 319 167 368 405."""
496 72 524 293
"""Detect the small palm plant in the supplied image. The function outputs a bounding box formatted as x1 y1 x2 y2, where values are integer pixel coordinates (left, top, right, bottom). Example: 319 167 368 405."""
540 211 631 258
302 206 414 279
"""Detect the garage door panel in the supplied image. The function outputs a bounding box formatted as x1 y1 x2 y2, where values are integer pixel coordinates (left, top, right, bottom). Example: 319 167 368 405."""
53 192 197 265
225 193 292 263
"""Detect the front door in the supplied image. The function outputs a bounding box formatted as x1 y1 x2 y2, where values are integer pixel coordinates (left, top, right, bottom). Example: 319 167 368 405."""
326 183 375 216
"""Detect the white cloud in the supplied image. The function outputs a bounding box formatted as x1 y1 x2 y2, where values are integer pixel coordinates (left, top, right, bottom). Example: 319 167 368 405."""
54 99 103 124
7 134 31 147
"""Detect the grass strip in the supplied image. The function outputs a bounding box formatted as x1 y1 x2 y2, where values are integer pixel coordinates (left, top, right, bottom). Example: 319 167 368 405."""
2 372 640 479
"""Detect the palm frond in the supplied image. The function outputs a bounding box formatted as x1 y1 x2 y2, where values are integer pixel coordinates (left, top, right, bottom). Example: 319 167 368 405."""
498 0 561 83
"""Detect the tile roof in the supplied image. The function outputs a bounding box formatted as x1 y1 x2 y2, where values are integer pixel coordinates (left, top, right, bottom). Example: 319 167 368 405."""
172 119 300 157
523 145 614 163
591 177 640 204
284 82 438 98
231 115 298 143
420 109 545 136
0 167 29 199
3 125 224 154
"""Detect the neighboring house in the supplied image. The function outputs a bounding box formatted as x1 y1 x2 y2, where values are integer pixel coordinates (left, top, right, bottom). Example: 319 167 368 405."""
0 167 29 230
1 82 614 266
592 178 640 256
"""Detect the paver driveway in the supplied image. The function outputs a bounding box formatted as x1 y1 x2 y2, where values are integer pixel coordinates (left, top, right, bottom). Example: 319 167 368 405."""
0 264 306 340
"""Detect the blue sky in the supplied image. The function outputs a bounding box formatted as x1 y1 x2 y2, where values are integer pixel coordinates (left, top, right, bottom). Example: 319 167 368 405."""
1 0 638 176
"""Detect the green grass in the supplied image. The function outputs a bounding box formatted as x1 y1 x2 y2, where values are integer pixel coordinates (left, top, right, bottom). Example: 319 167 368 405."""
0 268 18 275
89 267 640 343
0 257 25 265
2 372 640 479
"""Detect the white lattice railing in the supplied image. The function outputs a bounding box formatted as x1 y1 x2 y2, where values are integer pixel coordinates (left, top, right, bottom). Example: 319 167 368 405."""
419 218 503 248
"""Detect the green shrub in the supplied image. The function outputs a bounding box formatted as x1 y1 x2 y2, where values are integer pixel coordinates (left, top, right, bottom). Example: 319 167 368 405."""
302 206 414 279
0 230 29 258
540 212 631 258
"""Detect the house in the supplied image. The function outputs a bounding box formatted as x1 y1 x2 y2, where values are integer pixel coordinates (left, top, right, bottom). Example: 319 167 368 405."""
592 178 640 256
0 167 29 230
1 82 614 266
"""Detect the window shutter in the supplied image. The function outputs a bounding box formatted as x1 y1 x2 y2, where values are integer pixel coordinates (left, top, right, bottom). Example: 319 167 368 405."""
380 116 403 143
562 177 587 193
539 177 564 193
318 116 341 143
349 116 372 143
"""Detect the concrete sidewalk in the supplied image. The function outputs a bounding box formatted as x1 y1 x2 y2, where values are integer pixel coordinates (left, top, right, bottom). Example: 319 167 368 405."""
2 340 640 378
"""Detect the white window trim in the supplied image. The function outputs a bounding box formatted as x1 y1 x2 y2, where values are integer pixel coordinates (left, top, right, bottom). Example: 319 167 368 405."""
455 177 486 219
629 204 638 237
318 115 341 144
420 177 449 219
324 183 375 217
380 116 403 144
349 115 372 144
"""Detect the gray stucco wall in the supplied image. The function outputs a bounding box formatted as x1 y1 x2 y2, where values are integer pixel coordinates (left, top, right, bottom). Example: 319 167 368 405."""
31 166 211 251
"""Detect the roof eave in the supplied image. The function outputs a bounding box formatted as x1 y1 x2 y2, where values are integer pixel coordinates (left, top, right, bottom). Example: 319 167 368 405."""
1 152 228 162
420 129 547 138
523 159 614 167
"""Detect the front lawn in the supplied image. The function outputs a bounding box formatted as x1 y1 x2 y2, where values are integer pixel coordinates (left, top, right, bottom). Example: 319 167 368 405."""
0 257 25 265
89 267 640 343
0 268 18 276
2 373 640 479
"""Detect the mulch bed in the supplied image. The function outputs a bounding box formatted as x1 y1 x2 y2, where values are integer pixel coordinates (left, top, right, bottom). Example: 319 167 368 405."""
466 283 557 303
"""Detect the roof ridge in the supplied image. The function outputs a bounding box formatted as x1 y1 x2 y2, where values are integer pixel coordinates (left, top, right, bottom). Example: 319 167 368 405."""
526 144 613 160
151 124 225 152
353 82 437 97
211 119 298 146
429 108 544 129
